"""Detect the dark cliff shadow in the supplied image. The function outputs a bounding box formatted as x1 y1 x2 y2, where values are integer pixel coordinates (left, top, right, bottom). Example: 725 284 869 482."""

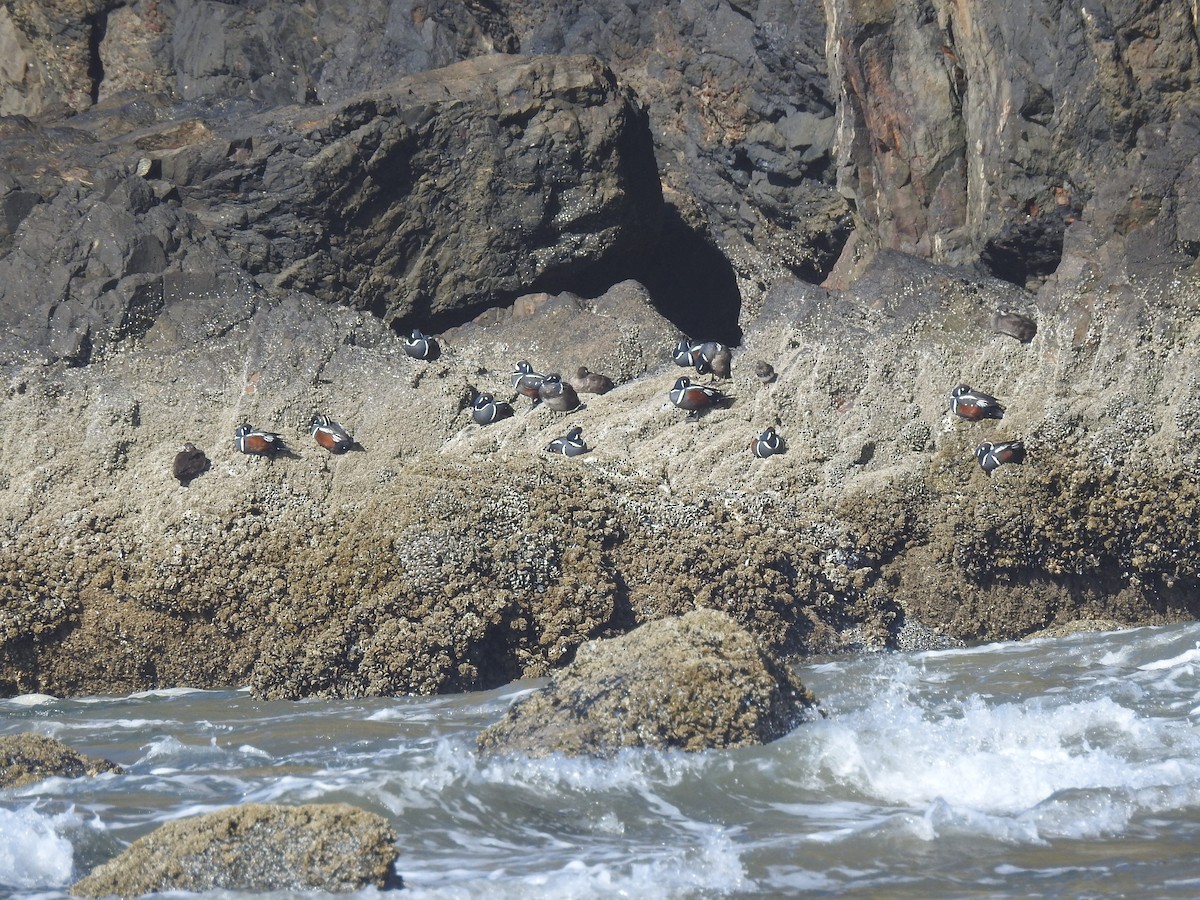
389 205 743 347
634 205 742 346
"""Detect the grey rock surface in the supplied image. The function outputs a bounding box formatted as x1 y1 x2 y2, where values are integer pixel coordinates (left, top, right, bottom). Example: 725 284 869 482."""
0 53 661 365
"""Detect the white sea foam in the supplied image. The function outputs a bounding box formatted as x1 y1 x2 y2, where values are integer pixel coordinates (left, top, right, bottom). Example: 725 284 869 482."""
127 686 211 699
1137 645 1200 671
396 828 747 898
0 806 76 889
787 654 1200 844
4 693 59 707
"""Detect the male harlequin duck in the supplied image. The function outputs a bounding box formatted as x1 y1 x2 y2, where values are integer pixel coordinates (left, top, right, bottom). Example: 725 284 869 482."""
309 414 355 453
673 338 702 369
403 328 439 360
991 310 1037 343
669 376 732 420
172 442 209 484
511 360 545 402
538 373 582 412
950 384 1005 420
234 423 287 456
545 425 589 457
574 366 615 395
751 427 785 458
472 393 513 425
754 361 776 385
975 440 1026 475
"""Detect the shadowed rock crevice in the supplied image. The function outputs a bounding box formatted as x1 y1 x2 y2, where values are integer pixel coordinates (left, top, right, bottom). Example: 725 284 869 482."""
635 205 743 346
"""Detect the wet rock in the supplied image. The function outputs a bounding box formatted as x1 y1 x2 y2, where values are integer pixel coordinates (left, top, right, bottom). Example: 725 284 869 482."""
70 802 401 897
0 732 122 789
1025 619 1131 640
476 609 818 758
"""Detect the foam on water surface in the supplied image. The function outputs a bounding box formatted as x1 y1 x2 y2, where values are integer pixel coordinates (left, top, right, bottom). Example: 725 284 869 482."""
5 624 1200 898
0 807 78 890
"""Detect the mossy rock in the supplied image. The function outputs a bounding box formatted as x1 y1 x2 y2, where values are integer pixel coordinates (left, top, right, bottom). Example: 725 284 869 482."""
0 733 122 789
477 608 818 758
70 802 401 897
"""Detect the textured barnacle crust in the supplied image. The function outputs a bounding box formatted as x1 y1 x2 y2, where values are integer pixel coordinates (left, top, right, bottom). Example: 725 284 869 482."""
3 263 1200 700
476 609 820 758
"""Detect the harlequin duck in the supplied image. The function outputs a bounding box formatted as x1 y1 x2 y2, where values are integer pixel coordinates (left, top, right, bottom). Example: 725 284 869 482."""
991 310 1037 343
234 423 287 456
472 393 513 425
673 338 702 369
172 442 209 484
403 328 439 360
975 440 1026 475
309 414 355 453
695 340 731 379
545 425 589 457
574 366 615 395
511 360 545 403
751 427 785 458
669 376 732 420
538 373 582 412
950 385 1005 420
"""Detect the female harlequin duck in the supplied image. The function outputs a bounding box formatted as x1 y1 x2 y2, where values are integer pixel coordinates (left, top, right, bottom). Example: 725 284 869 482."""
751 427 785 458
172 442 209 484
754 360 776 385
573 366 615 395
309 414 355 453
511 360 545 402
991 310 1037 343
669 376 732 420
234 423 287 456
538 373 581 412
975 440 1026 475
950 384 1005 420
694 340 731 379
472 393 513 425
402 328 439 360
545 425 589 457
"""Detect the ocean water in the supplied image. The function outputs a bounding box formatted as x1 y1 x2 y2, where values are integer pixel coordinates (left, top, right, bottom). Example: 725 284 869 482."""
4 622 1200 898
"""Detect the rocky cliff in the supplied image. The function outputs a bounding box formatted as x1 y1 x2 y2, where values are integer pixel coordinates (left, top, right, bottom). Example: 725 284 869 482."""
1 0 1197 699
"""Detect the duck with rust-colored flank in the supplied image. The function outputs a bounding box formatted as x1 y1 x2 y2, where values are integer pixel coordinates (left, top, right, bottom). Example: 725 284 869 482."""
545 426 589 457
975 440 1026 475
669 376 732 421
234 423 288 457
309 414 356 453
573 366 615 395
511 360 545 403
950 384 1005 421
